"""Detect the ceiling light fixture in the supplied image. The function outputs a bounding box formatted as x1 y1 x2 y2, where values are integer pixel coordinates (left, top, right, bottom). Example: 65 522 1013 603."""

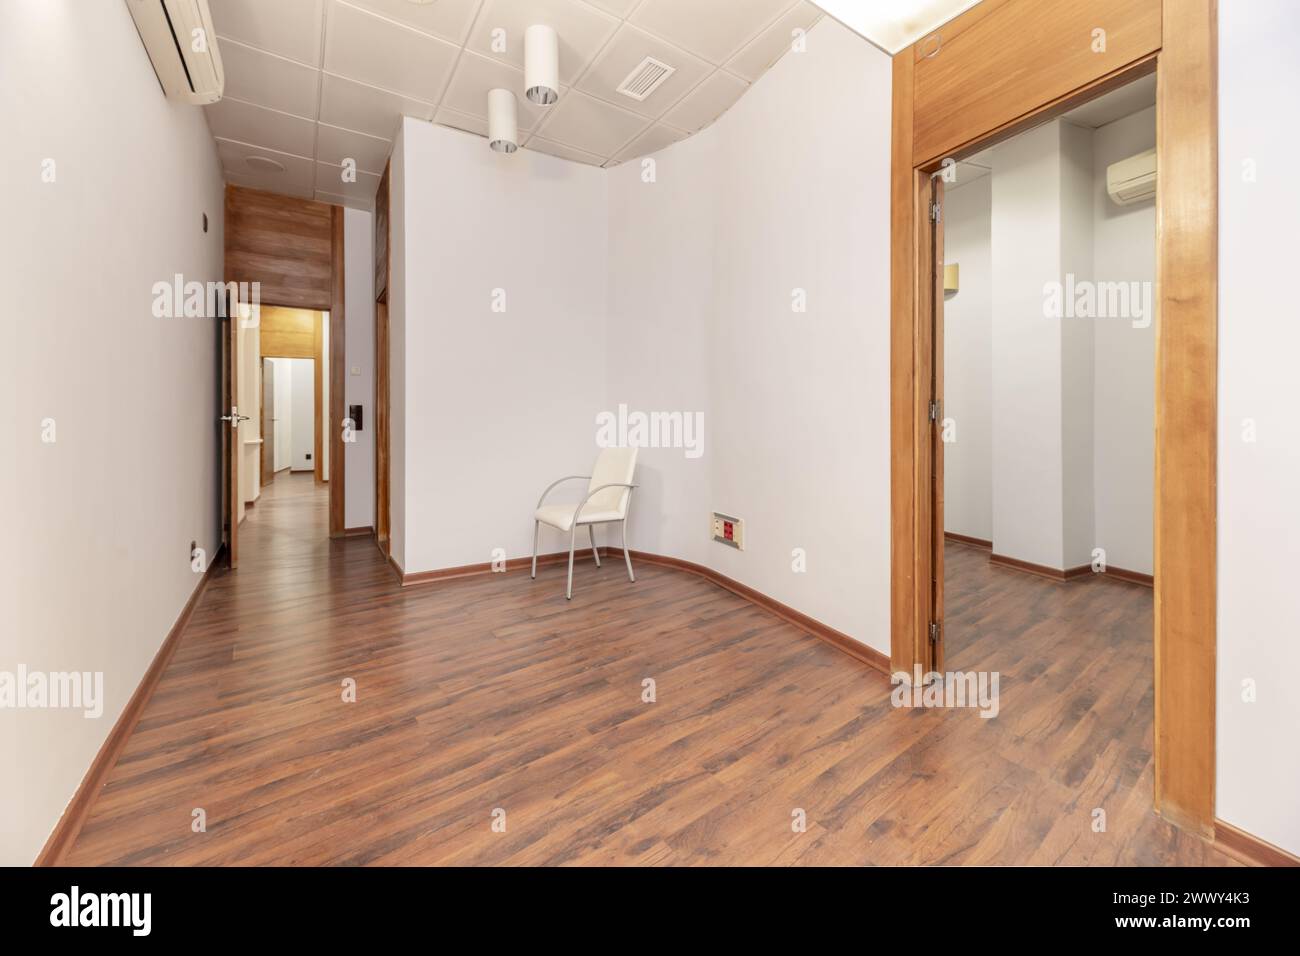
812 0 982 54
524 24 559 105
487 88 518 153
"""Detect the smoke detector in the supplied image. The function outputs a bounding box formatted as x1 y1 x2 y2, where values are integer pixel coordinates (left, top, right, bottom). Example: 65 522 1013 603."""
616 56 676 102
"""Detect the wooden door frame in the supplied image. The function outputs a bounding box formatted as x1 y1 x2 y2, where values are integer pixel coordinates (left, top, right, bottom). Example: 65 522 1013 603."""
223 188 345 540
890 0 1217 835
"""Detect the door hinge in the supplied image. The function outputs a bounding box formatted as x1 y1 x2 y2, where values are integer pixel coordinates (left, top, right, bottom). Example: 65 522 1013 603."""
929 621 940 644
930 201 942 223
929 399 941 422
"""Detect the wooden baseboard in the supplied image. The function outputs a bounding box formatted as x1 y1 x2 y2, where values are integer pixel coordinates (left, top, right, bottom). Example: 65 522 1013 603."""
944 531 992 549
343 526 374 538
1103 565 1154 587
989 552 1091 582
35 543 226 867
395 549 606 586
1213 819 1300 867
628 551 891 676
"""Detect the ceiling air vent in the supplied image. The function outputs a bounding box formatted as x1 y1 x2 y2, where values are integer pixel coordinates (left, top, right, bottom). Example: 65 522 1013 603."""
616 56 676 102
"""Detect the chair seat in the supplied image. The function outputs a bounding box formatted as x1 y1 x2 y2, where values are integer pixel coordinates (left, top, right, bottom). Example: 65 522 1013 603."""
535 502 624 532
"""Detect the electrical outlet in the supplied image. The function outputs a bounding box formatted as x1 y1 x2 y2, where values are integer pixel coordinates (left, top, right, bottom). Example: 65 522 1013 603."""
711 512 744 550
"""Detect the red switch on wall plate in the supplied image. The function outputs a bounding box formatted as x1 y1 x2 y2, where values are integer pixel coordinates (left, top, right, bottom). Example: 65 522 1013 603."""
723 521 734 540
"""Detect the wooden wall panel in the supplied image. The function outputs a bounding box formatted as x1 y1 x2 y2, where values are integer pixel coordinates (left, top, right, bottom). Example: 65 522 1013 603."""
259 306 317 359
225 185 333 311
374 163 390 302
912 0 1162 165
1153 0 1217 838
890 51 924 679
329 205 346 538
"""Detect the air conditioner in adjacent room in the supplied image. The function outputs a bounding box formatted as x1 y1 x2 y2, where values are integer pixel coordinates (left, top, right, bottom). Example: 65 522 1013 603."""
1106 148 1157 206
126 0 225 105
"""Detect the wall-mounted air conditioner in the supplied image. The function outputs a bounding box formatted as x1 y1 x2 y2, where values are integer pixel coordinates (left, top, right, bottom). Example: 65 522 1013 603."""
126 0 225 105
1106 148 1156 206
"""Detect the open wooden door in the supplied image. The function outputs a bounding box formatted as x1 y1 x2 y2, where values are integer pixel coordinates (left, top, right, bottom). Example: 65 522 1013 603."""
375 299 391 557
220 313 241 569
929 175 946 674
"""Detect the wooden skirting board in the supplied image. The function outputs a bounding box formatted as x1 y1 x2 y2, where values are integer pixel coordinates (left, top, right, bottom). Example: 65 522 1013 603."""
1213 819 1300 868
35 544 226 867
989 552 1091 582
343 526 374 538
946 534 1154 587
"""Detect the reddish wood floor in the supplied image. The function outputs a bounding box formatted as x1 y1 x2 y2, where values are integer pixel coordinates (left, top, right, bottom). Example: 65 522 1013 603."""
65 476 1233 865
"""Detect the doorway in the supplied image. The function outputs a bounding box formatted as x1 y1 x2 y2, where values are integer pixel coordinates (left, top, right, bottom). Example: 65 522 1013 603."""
939 78 1157 663
890 1 1217 835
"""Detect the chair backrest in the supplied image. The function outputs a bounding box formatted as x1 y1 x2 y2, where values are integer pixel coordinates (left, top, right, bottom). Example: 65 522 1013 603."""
587 447 637 516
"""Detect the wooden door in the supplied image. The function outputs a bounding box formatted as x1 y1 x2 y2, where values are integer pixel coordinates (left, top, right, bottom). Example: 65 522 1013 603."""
221 314 240 569
375 299 391 556
930 176 946 674
261 359 276 486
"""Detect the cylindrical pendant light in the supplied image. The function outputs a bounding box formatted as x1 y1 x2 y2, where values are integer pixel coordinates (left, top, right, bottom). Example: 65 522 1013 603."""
487 88 518 153
524 24 559 105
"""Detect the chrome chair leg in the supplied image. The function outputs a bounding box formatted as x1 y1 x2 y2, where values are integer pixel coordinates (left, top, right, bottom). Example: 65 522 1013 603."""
566 524 577 600
622 519 635 583
588 524 601 567
531 520 540 579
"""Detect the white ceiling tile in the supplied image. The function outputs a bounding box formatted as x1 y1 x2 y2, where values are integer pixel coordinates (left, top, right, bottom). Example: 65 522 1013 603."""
319 72 436 139
631 0 791 65
209 0 326 66
315 161 382 200
341 0 481 44
216 138 318 193
434 107 489 137
525 136 606 166
323 0 459 102
662 69 748 132
583 0 642 17
440 52 553 131
316 123 392 174
315 189 376 212
576 24 711 119
205 98 317 158
726 2 821 82
611 122 686 163
467 0 619 86
535 90 648 157
217 38 321 118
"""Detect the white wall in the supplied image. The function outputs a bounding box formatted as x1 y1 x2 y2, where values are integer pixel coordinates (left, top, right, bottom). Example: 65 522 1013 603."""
1058 121 1096 569
289 359 315 471
989 121 1070 569
699 19 892 653
269 357 293 471
0 0 224 864
942 174 993 542
395 119 609 573
388 20 891 653
1092 106 1155 576
1217 0 1300 856
344 207 375 531
605 132 716 568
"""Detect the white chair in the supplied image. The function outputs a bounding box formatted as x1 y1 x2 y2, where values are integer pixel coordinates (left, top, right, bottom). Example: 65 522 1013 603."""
533 447 638 600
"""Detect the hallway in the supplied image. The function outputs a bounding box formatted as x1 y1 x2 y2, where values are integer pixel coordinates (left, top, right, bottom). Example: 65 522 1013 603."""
62 485 1233 865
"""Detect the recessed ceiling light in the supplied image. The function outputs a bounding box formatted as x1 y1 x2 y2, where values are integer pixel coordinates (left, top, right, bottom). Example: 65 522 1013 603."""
812 0 983 54
245 156 286 174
